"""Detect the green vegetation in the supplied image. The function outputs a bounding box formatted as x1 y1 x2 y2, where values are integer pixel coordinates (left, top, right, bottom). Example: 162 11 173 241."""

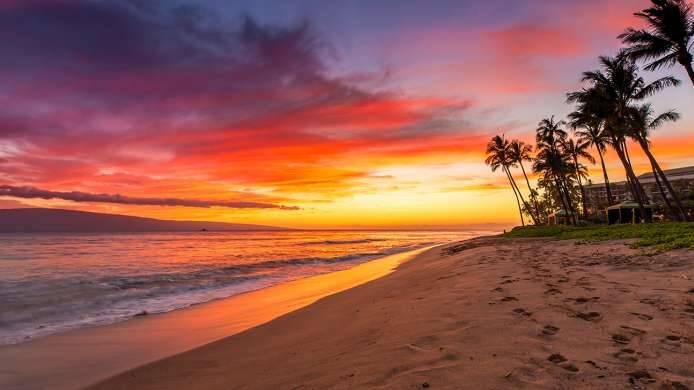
504 222 694 251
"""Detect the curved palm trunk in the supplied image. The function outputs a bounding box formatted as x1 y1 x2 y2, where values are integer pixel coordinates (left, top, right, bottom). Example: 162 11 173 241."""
518 162 542 224
507 167 539 225
682 61 694 88
553 176 573 225
623 140 649 204
504 167 525 226
552 155 578 225
595 147 614 205
650 158 676 220
572 155 588 218
557 173 578 225
612 139 650 223
637 138 689 221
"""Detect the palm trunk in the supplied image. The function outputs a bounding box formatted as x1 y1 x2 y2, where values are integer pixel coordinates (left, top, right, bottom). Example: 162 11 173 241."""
504 167 525 226
650 157 676 220
558 174 578 225
638 138 689 221
682 61 694 88
596 147 614 205
572 155 588 218
519 162 542 223
553 156 578 225
612 139 649 223
623 140 649 204
553 176 571 224
507 167 539 225
554 173 576 225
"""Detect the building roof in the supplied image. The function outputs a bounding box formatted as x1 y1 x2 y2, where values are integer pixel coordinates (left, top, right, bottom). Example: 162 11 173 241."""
549 209 571 217
606 201 654 210
637 165 694 180
586 165 694 188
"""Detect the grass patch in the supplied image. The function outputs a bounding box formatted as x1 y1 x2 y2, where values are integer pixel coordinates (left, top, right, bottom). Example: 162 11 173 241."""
504 222 694 251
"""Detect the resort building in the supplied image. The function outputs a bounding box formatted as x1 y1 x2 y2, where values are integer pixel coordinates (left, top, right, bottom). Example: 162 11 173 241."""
584 165 694 215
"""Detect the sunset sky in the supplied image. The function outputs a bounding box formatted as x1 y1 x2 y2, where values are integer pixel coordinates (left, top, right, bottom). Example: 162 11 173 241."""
0 0 693 229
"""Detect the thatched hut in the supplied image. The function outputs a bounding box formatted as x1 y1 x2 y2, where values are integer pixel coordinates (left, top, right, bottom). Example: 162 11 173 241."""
548 209 572 225
606 201 653 224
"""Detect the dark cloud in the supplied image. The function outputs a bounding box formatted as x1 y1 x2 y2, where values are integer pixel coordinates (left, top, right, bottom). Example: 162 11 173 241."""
0 0 235 72
0 185 299 210
0 0 473 199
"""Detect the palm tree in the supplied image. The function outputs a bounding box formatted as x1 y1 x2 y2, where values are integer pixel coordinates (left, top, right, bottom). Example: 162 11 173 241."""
563 138 596 217
535 117 578 224
508 139 541 222
485 135 525 226
627 104 689 221
568 108 615 206
619 0 694 86
567 55 680 222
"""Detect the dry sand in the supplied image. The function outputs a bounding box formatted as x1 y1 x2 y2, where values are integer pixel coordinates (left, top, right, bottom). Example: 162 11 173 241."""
88 237 694 390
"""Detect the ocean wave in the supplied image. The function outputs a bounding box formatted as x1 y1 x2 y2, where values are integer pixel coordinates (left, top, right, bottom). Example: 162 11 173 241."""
0 241 439 345
301 238 387 245
104 244 425 290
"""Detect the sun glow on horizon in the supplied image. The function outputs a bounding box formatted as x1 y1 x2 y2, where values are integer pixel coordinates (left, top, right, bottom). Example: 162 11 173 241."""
0 0 693 228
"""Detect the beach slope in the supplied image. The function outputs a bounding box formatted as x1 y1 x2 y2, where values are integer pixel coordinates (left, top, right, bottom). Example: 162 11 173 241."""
90 237 694 389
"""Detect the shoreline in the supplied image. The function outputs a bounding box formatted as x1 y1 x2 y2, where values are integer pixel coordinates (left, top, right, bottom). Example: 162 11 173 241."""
89 236 694 390
0 245 437 390
2 239 446 346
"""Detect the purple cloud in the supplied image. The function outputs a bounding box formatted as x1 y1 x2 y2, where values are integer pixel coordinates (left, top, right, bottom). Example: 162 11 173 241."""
0 185 299 210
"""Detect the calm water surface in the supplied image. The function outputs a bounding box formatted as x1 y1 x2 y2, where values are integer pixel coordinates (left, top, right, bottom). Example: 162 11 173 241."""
0 230 491 345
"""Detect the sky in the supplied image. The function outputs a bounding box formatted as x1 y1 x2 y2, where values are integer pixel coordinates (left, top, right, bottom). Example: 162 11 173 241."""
0 0 693 229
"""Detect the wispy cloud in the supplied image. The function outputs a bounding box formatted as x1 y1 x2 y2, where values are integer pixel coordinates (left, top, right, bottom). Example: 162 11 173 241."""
0 185 299 210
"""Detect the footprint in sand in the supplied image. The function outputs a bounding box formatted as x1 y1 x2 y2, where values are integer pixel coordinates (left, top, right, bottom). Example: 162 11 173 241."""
544 288 562 295
492 287 503 292
541 325 560 336
620 325 646 336
557 277 570 283
500 296 518 302
629 312 653 321
547 354 578 372
613 348 638 363
512 308 532 317
584 360 606 370
662 335 681 347
611 334 631 345
628 370 655 385
570 297 600 304
573 311 602 322
664 381 691 390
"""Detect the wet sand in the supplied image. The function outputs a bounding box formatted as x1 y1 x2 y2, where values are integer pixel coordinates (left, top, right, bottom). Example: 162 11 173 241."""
0 247 432 390
88 237 694 390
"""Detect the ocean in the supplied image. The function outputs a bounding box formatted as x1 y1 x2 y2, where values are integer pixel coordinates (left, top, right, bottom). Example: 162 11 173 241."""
0 230 490 345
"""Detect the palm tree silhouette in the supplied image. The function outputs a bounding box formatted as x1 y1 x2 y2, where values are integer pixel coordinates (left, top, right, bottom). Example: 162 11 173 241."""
508 139 541 222
627 104 689 221
568 107 615 206
535 116 578 224
485 135 525 226
567 55 679 222
563 138 596 217
619 0 694 86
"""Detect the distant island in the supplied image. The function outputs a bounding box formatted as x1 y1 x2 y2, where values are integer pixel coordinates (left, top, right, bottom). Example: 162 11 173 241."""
0 208 290 232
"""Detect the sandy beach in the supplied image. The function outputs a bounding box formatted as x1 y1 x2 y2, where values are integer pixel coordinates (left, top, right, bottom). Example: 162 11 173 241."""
83 236 694 390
